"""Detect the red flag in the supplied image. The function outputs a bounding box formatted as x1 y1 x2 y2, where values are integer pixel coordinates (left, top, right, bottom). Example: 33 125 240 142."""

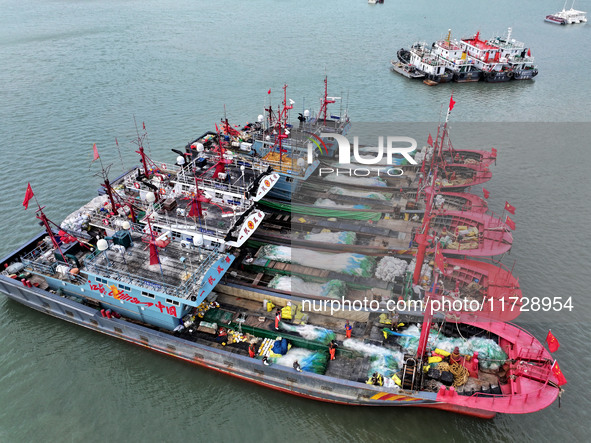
427 133 433 147
92 143 100 162
504 201 516 214
23 183 34 210
449 94 456 112
142 122 146 130
434 248 445 271
505 216 516 230
267 89 271 95
546 330 560 353
527 48 531 57
149 242 160 265
115 137 119 146
483 188 490 199
552 361 567 386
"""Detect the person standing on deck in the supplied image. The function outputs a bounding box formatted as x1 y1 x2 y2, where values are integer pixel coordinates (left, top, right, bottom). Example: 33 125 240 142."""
275 309 281 331
248 342 256 358
345 320 352 339
329 340 337 360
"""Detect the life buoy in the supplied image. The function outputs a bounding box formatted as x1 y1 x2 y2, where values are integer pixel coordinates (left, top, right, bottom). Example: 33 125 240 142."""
102 219 109 226
507 71 514 78
159 188 166 195
133 182 140 189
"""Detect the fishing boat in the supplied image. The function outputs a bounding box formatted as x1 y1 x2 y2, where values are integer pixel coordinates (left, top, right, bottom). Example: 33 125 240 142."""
0 231 560 418
186 91 320 202
0 226 562 418
546 1 587 24
231 239 521 322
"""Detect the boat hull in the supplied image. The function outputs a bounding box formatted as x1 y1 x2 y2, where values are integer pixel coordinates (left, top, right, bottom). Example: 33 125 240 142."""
453 71 482 83
513 69 539 80
482 71 512 83
0 274 506 417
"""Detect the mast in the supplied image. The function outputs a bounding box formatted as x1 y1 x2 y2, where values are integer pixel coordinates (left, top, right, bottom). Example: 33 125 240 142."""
317 76 336 125
36 207 67 263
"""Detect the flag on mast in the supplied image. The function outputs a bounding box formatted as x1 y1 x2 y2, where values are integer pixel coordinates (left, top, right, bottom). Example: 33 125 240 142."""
505 216 516 230
92 143 100 162
483 188 490 199
23 183 34 210
551 360 567 386
427 133 433 147
504 201 516 214
546 330 560 353
445 94 456 122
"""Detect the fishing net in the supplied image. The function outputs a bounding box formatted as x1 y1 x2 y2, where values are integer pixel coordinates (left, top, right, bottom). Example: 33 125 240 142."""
274 348 328 374
260 245 376 278
268 275 347 299
327 186 389 200
303 231 357 245
397 325 507 370
375 256 409 282
280 323 336 345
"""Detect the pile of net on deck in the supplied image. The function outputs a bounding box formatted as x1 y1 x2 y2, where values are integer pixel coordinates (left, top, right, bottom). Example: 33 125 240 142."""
273 348 328 374
268 275 347 299
374 256 409 282
342 339 403 379
280 323 336 345
322 174 387 187
397 325 507 370
313 198 369 209
259 245 376 277
60 195 109 234
303 231 357 245
327 186 388 200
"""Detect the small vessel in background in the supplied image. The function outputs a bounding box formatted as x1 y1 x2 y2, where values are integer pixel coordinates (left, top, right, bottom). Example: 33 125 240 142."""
546 1 587 24
390 60 426 79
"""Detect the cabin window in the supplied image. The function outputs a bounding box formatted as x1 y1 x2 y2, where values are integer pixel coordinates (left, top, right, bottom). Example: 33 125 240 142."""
166 298 173 304
285 177 293 183
141 291 155 299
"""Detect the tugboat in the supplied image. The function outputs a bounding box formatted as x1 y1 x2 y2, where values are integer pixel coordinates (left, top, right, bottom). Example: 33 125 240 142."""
430 32 482 83
407 42 454 83
487 28 538 80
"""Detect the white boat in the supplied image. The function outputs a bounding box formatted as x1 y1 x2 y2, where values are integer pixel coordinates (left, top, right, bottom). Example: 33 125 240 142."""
547 1 587 24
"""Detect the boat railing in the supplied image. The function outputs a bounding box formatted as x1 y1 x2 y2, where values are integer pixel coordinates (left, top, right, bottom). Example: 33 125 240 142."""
172 172 254 198
21 253 87 286
82 246 222 300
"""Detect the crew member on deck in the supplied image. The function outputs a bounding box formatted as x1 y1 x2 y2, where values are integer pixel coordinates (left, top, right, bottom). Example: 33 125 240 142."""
345 320 352 339
329 340 337 360
275 309 281 331
248 343 256 358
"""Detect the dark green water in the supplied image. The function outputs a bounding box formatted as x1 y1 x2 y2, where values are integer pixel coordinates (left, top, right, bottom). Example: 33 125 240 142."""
1 0 589 441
